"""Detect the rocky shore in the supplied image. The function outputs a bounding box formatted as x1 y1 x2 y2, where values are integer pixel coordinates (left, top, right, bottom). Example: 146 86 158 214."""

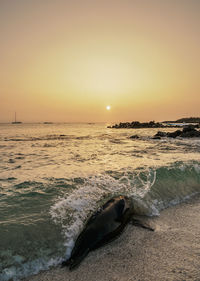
108 121 166 129
108 121 200 129
153 125 200 139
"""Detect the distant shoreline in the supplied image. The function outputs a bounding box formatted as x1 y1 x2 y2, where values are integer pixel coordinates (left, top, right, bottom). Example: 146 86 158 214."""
163 117 200 123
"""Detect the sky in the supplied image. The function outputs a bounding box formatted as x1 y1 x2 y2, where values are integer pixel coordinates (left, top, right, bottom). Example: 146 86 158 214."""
0 0 199 123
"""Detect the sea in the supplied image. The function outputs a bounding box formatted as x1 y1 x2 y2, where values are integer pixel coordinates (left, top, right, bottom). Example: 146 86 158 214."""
0 123 200 281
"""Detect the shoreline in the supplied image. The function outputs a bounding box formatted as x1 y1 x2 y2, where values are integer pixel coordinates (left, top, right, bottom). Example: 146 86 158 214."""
23 195 200 281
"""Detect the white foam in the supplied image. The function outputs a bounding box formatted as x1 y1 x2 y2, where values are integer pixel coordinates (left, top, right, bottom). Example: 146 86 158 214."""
194 163 200 173
50 174 129 257
50 170 157 257
0 256 63 281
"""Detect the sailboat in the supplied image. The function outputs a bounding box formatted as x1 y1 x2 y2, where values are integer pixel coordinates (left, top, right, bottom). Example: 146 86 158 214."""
12 112 22 124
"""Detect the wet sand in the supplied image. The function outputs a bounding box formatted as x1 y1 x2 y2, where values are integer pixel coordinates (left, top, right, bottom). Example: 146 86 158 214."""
24 196 200 281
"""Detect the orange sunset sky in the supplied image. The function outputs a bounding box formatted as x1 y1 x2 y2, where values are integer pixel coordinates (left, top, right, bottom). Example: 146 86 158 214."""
0 0 199 123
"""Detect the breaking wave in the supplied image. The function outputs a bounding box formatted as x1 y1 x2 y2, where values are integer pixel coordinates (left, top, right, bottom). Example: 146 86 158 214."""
1 161 200 281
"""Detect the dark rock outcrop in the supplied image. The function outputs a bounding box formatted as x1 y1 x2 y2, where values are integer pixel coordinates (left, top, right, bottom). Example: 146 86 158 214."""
110 121 165 129
154 131 167 138
166 130 182 138
181 125 200 137
109 118 200 129
153 125 200 139
130 134 139 139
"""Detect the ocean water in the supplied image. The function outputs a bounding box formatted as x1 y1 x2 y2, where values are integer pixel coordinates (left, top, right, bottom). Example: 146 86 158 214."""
0 123 200 281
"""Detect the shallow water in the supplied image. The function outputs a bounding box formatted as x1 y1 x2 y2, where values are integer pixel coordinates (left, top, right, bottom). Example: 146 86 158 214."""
0 123 200 280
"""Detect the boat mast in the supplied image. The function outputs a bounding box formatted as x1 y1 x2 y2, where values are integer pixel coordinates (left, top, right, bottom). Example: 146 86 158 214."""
15 112 16 123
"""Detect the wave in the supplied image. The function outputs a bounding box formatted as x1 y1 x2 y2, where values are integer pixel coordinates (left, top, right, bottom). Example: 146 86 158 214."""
4 134 92 142
135 162 200 215
0 256 62 281
1 161 200 281
50 161 200 259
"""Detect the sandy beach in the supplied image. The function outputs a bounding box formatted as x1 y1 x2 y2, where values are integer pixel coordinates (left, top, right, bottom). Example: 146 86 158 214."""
23 195 200 281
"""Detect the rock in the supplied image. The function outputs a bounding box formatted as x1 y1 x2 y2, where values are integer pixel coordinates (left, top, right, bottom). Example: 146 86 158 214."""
108 121 165 129
153 126 200 139
181 128 200 138
167 130 182 138
154 131 167 137
130 135 139 139
183 125 197 132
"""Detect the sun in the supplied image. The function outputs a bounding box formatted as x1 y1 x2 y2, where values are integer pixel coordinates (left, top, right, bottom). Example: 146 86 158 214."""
106 105 111 110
